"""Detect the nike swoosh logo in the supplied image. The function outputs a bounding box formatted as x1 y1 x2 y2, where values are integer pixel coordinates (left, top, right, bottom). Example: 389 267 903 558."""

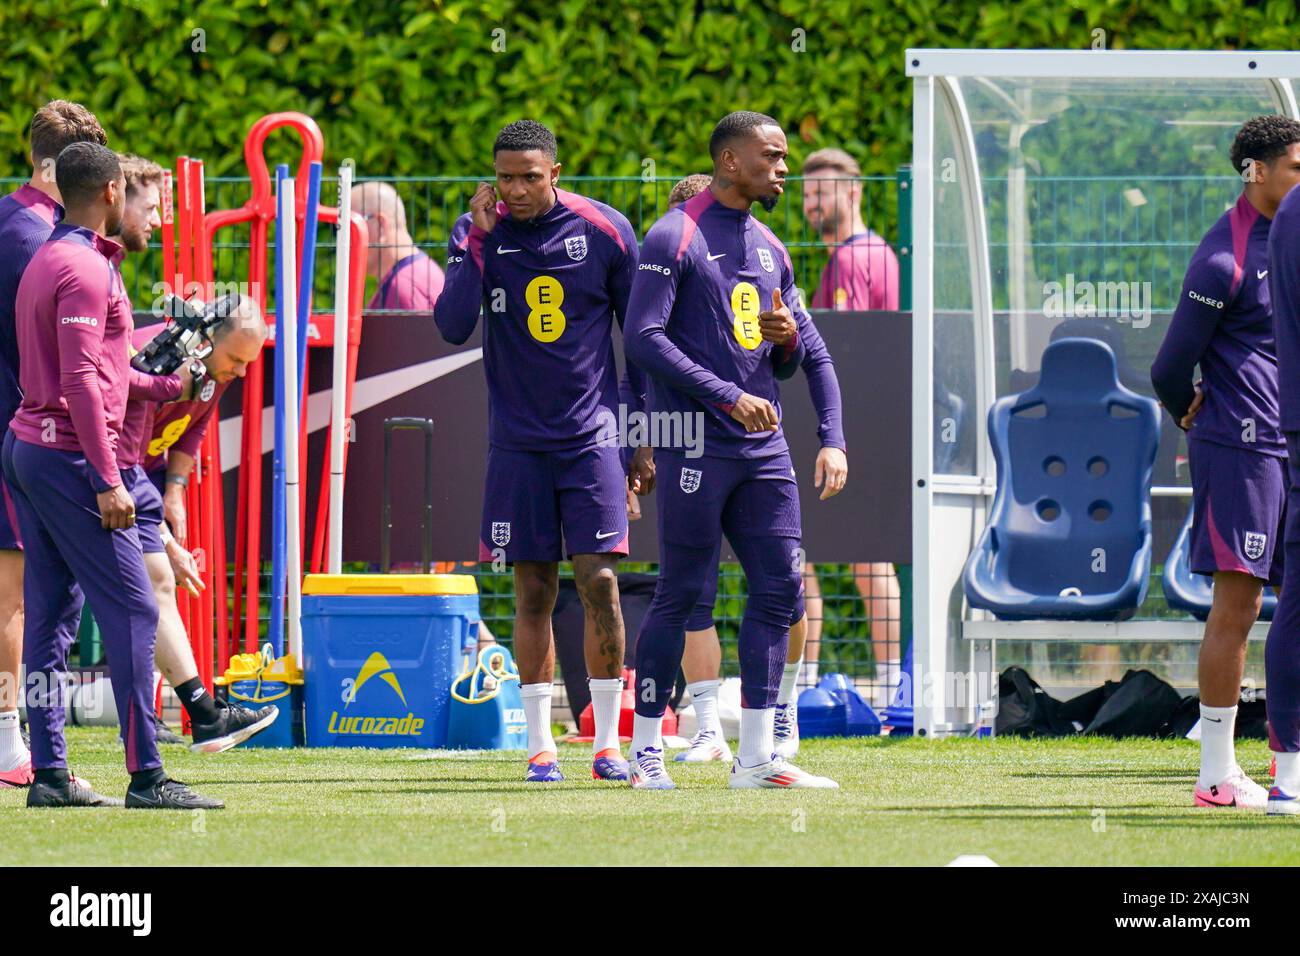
595 530 622 540
218 349 484 471
497 247 522 254
707 252 726 261
1204 717 1223 722
1259 270 1269 279
1197 795 1236 807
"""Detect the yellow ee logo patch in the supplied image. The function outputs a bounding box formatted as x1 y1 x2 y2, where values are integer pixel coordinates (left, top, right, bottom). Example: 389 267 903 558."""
525 275 566 343
147 414 192 458
731 281 762 350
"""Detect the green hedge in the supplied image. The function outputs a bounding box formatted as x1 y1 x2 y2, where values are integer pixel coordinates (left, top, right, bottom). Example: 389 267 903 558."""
3 0 1300 181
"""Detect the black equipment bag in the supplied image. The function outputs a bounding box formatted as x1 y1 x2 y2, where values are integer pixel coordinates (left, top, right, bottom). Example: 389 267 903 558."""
1082 669 1182 737
995 666 1074 737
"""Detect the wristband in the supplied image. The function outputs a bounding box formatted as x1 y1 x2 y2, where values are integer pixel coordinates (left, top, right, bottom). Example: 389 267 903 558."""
165 474 189 488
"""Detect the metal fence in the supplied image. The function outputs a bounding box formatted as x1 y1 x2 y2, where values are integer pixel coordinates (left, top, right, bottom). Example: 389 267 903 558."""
103 173 904 313
980 174 1242 313
6 169 1239 318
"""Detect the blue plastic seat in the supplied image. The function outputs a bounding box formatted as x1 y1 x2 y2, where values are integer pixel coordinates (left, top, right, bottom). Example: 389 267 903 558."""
963 338 1160 620
1161 506 1276 621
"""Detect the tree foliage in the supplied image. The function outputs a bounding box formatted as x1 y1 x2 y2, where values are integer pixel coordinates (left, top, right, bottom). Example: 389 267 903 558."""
3 0 1298 180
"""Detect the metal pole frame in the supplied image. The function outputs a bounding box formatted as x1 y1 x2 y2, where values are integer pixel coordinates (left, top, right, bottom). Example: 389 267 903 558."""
906 48 1300 737
328 164 353 573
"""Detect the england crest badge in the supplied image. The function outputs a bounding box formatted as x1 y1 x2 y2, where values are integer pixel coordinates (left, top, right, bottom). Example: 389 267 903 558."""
1244 531 1267 561
757 247 775 273
200 379 217 403
680 468 702 494
565 236 587 261
491 522 512 546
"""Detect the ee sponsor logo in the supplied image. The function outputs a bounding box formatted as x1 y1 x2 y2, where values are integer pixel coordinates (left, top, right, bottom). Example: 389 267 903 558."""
731 281 761 350
525 275 566 343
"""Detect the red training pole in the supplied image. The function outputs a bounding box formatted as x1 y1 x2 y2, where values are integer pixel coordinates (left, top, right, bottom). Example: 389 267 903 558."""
188 158 214 687
160 170 175 298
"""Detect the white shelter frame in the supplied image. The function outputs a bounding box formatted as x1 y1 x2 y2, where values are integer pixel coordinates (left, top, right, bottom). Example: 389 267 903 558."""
907 50 1300 736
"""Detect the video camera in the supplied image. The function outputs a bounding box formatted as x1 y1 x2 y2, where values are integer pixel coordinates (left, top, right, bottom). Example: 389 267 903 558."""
130 291 242 377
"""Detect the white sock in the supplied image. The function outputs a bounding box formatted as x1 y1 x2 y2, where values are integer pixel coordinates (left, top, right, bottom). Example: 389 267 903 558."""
588 677 623 755
1197 703 1238 789
1276 751 1300 795
738 707 775 767
687 679 723 736
777 660 800 706
520 683 557 761
631 713 663 757
800 660 819 686
0 710 25 770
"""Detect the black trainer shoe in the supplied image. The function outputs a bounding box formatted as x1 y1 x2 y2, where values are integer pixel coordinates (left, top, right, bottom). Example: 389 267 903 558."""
28 774 123 808
190 703 279 754
124 777 224 810
151 711 186 745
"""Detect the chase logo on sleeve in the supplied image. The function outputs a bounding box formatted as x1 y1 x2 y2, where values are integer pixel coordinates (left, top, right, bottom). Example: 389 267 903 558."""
1188 289 1224 310
60 315 98 327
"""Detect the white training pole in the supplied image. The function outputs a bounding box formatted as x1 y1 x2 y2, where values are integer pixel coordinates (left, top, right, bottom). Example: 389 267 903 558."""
328 164 352 574
281 186 303 662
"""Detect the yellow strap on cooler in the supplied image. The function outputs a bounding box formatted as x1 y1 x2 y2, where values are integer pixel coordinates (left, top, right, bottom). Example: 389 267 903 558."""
228 681 295 705
450 645 519 705
226 643 296 704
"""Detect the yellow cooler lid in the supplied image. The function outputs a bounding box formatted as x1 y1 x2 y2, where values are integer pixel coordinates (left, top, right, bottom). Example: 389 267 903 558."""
302 573 478 596
262 652 304 684
215 649 304 685
215 651 263 685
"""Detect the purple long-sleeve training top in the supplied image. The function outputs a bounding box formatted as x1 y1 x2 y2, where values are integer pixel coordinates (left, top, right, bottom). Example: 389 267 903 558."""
0 184 62 431
1151 192 1281 457
11 224 162 490
623 188 817 459
433 187 646 452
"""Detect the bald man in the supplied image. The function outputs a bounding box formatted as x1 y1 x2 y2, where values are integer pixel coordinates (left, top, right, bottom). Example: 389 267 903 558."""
351 181 445 311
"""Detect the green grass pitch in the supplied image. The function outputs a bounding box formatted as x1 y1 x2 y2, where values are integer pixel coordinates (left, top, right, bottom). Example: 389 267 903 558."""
4 728 1298 866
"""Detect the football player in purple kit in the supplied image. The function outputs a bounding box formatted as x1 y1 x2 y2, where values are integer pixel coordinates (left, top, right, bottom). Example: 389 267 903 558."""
1263 121 1300 815
1152 115 1300 810
6 143 222 808
658 174 849 766
113 154 278 754
623 111 838 790
0 101 107 790
434 120 652 783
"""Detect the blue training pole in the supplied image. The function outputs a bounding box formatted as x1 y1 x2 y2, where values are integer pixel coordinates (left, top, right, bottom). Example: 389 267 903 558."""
269 163 291 656
295 162 321 399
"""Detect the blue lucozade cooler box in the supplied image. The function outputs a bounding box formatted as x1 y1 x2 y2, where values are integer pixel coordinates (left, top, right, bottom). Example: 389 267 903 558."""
301 574 480 748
